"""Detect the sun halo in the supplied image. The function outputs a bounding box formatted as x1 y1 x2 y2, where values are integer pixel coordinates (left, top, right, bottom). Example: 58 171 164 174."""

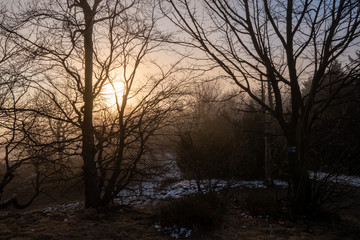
102 81 125 106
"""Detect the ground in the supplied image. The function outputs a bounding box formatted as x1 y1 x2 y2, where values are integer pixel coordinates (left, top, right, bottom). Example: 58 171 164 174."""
1 186 360 240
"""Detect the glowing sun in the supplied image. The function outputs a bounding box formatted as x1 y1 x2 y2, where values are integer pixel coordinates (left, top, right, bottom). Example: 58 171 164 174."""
102 81 125 106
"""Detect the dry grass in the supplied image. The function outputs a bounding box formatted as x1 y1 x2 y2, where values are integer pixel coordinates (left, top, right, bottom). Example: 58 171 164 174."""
1 187 360 239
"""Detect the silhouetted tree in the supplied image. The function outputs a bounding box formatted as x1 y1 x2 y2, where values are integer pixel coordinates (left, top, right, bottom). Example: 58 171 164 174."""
304 58 360 174
1 0 184 208
0 23 42 209
162 0 360 213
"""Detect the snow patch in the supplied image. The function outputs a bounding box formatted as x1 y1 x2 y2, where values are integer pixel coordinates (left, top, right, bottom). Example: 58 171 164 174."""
161 225 192 239
115 179 288 205
42 201 83 213
309 171 360 187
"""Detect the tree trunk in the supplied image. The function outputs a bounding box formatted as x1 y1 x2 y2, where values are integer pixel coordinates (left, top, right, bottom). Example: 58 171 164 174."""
264 132 273 185
286 127 312 214
262 73 273 186
82 9 100 208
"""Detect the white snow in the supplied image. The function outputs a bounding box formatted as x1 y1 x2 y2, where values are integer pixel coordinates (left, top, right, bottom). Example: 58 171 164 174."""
160 225 192 239
309 171 360 187
42 201 84 213
38 172 360 215
115 179 288 206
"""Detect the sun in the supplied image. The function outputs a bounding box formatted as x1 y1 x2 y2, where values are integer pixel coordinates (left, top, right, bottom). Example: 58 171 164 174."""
102 81 125 106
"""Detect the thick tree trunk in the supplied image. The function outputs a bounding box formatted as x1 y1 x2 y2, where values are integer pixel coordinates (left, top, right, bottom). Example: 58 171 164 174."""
82 9 100 208
286 127 312 214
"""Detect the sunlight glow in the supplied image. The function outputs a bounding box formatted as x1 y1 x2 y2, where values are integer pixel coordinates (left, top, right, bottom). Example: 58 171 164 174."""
102 81 125 106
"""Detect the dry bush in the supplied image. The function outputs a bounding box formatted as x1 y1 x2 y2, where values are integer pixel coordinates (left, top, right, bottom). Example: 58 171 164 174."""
156 192 227 232
245 189 283 217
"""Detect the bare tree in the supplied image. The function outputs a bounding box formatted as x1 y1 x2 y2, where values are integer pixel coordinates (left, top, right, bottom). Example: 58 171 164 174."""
0 21 40 208
1 0 185 208
0 30 80 208
162 0 360 213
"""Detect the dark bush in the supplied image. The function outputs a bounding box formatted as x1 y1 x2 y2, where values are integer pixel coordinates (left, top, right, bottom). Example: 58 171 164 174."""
156 192 227 232
245 189 282 217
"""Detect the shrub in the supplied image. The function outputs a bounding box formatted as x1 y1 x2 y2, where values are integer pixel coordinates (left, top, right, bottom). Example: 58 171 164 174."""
308 172 360 218
245 189 282 217
156 192 227 232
